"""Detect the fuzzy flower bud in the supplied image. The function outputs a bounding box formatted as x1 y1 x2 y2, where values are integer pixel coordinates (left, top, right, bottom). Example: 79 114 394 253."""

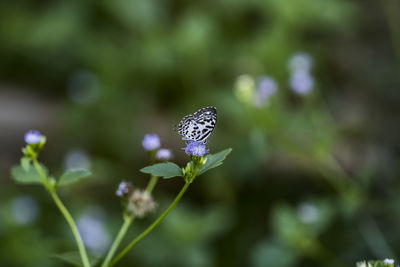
24 130 42 144
116 181 133 197
142 134 161 151
156 148 173 161
128 190 156 218
183 141 209 157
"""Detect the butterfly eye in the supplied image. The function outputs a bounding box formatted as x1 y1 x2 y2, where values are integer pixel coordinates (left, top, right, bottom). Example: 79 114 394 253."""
177 107 217 143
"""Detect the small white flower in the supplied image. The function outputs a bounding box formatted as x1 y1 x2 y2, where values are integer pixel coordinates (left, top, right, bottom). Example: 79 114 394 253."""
128 190 156 218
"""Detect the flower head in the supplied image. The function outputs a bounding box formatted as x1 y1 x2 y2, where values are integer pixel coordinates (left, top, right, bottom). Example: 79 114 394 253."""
142 134 161 151
184 141 209 157
24 130 42 144
128 190 156 218
289 70 314 95
156 148 173 161
252 76 278 107
116 181 133 197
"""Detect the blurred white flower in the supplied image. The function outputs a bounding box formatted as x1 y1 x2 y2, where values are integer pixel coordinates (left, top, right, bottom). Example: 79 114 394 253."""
288 52 313 72
156 148 173 161
297 202 319 224
64 149 91 171
67 70 101 105
289 69 314 95
252 76 278 107
11 196 39 225
77 207 111 255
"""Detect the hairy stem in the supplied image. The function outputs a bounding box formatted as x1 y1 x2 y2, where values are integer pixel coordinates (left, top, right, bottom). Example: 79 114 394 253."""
32 158 91 267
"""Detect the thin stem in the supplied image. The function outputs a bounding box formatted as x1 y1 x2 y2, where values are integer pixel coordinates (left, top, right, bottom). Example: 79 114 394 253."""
145 175 159 192
101 216 135 267
32 158 91 267
101 175 159 266
110 182 191 267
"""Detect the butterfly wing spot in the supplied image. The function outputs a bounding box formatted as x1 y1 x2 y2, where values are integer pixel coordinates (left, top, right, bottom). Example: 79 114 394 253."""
177 106 217 143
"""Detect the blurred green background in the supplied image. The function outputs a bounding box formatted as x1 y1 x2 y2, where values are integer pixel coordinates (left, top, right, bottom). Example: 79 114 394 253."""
1 0 400 266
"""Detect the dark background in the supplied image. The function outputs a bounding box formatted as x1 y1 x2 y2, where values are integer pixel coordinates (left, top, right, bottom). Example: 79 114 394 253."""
1 0 400 266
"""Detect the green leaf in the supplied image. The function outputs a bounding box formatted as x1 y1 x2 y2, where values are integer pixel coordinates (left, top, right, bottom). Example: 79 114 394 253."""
198 148 232 175
58 169 92 186
20 157 31 171
140 162 183 179
11 164 48 184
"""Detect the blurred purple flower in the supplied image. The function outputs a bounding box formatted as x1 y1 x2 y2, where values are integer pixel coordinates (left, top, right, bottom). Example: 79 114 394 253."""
288 52 313 72
24 130 42 144
289 70 314 95
156 148 173 161
116 181 133 197
252 76 278 107
142 134 161 151
184 141 209 156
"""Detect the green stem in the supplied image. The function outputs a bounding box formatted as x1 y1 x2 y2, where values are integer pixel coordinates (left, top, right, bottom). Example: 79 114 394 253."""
32 158 91 267
110 182 191 267
101 216 135 267
145 175 159 192
101 175 159 267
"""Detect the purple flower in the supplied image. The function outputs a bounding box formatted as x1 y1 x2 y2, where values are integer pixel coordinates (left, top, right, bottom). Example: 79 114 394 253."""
24 130 42 144
252 76 278 107
156 148 173 161
183 141 209 156
142 134 161 151
116 181 133 197
289 70 314 95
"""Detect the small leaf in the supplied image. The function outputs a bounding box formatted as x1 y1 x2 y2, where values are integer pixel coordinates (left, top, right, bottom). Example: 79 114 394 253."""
58 169 92 186
198 148 232 175
20 157 31 172
140 162 183 179
11 164 48 184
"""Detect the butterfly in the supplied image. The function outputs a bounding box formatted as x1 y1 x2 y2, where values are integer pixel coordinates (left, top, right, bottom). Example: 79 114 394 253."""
177 106 217 143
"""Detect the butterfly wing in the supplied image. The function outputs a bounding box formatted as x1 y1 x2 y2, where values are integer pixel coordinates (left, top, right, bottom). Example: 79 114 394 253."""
178 107 217 143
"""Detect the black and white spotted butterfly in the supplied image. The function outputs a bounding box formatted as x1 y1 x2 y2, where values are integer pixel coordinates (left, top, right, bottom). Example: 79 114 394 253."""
177 106 217 143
